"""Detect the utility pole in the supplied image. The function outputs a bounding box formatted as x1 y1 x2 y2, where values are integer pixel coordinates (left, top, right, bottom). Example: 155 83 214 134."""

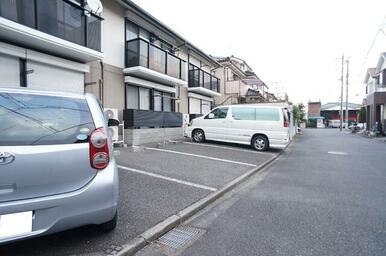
345 60 349 129
340 54 344 132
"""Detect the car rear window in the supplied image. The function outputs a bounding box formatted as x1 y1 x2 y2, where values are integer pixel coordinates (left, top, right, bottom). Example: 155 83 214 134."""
0 92 95 146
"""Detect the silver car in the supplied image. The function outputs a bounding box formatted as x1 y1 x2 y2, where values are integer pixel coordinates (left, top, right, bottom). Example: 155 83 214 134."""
0 88 119 244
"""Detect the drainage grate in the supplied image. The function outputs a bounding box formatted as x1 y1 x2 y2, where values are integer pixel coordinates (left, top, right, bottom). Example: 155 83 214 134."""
156 226 205 252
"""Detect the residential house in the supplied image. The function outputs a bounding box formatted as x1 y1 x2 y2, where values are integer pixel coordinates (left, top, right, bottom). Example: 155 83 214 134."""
211 56 270 106
0 0 103 92
364 53 386 134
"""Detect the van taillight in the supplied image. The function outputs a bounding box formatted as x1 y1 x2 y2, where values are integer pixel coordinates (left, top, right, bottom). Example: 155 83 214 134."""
284 120 289 127
89 128 109 170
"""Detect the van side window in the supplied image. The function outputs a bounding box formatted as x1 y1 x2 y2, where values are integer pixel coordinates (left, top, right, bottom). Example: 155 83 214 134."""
205 107 228 119
232 107 256 120
255 108 280 121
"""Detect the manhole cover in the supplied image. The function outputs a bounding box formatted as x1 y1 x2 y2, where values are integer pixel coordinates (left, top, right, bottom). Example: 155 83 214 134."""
156 226 205 253
327 151 348 155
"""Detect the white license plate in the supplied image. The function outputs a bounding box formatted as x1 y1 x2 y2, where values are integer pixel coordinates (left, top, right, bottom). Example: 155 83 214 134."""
0 211 33 239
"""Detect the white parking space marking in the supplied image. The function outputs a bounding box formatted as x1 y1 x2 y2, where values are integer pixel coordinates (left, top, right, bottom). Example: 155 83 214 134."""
328 151 348 155
118 165 217 192
183 141 274 155
145 147 257 167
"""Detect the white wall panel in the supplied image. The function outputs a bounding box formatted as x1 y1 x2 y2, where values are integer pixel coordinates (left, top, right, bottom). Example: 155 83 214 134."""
27 61 84 93
189 97 201 114
201 100 211 114
101 0 125 68
0 53 20 88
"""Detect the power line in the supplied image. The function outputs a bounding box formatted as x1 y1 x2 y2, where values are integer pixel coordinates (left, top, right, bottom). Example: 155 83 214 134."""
361 15 386 69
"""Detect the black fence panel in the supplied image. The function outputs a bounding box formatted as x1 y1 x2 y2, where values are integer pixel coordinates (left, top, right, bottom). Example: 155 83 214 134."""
123 109 182 128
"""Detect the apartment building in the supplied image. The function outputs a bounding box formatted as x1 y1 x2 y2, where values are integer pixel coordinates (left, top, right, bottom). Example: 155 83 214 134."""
0 0 103 92
84 0 221 145
212 56 270 106
0 0 222 145
364 53 386 134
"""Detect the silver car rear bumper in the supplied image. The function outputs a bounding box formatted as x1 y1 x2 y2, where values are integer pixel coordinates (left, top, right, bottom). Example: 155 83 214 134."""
0 158 119 244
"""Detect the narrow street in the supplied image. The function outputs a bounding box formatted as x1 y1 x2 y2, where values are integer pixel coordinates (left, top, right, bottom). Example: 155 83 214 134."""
138 129 386 256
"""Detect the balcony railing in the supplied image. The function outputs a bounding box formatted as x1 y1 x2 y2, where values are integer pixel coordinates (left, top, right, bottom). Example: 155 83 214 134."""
188 64 220 93
126 38 187 81
0 0 102 51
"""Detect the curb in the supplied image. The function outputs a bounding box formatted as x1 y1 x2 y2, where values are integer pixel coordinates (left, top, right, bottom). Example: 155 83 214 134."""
116 143 290 256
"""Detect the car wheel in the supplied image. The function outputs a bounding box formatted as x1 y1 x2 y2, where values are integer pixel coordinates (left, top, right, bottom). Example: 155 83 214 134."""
98 211 117 232
252 135 268 151
192 129 205 143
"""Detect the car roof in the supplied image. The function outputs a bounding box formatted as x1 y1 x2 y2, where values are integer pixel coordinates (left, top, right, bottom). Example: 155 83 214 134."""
0 87 85 99
218 104 284 109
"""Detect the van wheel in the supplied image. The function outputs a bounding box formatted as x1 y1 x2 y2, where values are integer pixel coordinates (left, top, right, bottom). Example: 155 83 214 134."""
252 136 268 151
98 211 117 232
192 129 205 143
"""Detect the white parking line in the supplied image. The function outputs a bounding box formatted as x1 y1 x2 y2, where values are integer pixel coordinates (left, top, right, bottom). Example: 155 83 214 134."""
183 141 274 155
118 165 217 192
145 147 257 167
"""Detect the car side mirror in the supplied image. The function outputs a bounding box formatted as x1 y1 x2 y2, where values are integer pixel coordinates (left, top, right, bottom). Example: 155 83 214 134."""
108 118 120 127
208 113 215 119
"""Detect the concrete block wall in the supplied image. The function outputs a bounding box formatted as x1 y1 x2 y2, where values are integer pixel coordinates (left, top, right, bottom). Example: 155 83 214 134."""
124 128 184 146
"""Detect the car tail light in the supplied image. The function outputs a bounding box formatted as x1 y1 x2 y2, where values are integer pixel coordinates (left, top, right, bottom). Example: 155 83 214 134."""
284 120 289 127
89 127 109 170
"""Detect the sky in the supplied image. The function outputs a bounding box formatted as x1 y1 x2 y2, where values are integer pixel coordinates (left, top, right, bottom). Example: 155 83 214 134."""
132 0 386 105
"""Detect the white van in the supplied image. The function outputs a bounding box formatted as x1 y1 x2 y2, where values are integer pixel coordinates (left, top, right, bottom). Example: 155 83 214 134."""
187 105 290 151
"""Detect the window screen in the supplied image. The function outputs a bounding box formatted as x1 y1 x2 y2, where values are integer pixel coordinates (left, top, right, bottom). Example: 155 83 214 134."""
87 15 101 51
0 0 35 28
154 91 162 111
163 93 172 112
0 93 95 146
126 85 139 109
139 87 150 110
37 0 85 46
126 21 139 41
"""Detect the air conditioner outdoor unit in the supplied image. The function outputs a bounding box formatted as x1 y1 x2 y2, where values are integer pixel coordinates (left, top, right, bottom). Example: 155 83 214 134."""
104 108 119 142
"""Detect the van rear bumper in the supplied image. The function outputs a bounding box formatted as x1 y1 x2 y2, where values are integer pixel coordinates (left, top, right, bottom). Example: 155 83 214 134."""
0 158 119 245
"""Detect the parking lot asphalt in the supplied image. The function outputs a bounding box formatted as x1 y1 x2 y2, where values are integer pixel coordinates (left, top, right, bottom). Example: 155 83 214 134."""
0 141 277 256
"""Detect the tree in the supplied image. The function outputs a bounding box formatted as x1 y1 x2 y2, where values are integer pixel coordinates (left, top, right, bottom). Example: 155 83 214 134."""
293 103 306 125
358 107 366 123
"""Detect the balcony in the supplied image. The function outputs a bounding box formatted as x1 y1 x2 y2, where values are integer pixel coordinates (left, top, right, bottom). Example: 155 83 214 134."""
124 38 187 87
188 64 221 97
0 0 103 62
367 83 386 95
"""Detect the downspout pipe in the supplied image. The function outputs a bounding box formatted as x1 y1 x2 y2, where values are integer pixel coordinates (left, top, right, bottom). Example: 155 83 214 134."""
100 60 104 105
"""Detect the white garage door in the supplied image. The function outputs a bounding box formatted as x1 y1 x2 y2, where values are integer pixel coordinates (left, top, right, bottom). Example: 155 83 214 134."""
27 61 84 93
0 54 20 88
189 97 201 114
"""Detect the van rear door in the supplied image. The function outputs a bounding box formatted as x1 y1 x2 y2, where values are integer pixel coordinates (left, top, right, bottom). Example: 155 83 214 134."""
0 92 97 203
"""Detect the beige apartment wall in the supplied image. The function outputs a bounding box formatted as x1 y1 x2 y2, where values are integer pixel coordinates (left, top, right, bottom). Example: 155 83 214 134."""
86 62 125 121
179 86 189 114
101 0 125 69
